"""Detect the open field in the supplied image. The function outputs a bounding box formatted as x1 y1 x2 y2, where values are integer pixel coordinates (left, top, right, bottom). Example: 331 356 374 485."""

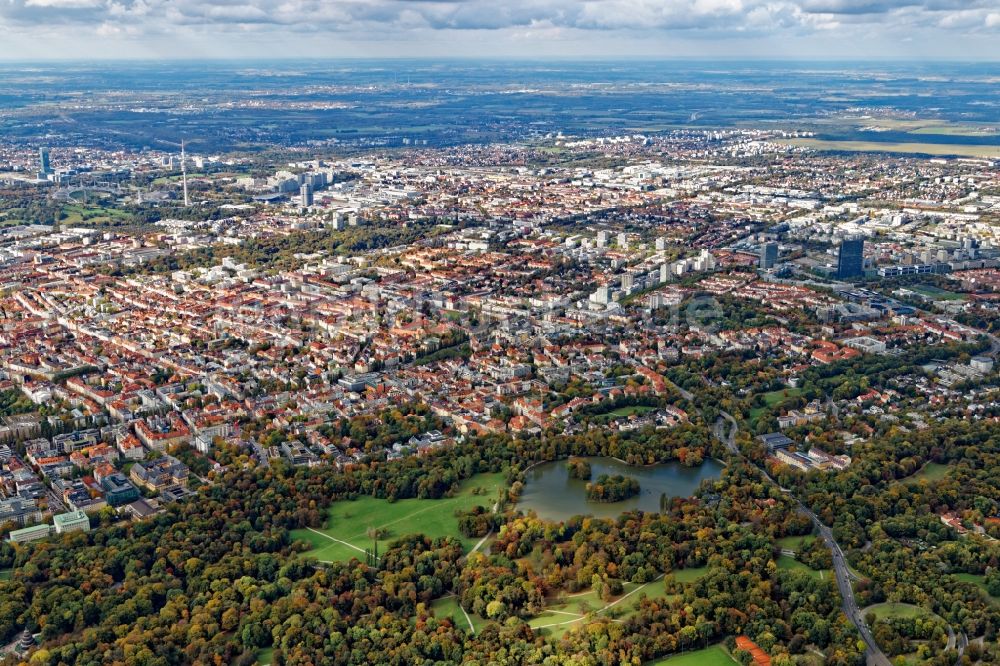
816 118 1000 138
776 534 817 553
646 644 739 666
781 138 1000 159
60 202 133 226
151 172 210 185
863 603 932 621
290 471 506 562
530 575 675 639
910 284 965 301
777 555 828 581
909 125 1000 137
762 388 804 406
670 565 710 583
255 647 274 665
953 573 1000 606
430 595 483 634
433 576 678 641
606 405 656 417
0 569 11 581
750 387 804 421
903 462 950 484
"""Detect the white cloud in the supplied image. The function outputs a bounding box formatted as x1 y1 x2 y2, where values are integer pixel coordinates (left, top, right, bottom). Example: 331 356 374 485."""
25 0 102 7
0 0 996 57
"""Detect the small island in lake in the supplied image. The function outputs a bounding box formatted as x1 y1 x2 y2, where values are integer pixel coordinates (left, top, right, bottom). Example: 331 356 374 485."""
585 474 640 502
518 456 724 521
566 458 592 480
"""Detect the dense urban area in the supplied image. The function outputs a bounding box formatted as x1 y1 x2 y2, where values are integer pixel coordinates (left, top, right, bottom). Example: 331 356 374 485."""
0 65 999 666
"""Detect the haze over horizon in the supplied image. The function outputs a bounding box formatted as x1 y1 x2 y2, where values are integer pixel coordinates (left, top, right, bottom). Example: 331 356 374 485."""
0 0 998 61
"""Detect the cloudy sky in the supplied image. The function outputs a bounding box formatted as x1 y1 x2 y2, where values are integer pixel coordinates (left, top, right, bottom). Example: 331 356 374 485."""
0 0 997 60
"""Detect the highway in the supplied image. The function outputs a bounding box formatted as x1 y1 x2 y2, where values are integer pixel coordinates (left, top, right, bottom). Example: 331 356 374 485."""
811 518 891 666
714 410 892 666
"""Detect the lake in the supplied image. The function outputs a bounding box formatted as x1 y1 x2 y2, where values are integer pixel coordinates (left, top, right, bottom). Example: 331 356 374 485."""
518 456 724 522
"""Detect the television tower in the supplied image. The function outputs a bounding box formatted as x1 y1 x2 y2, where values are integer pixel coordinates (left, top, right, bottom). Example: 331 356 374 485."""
155 137 193 207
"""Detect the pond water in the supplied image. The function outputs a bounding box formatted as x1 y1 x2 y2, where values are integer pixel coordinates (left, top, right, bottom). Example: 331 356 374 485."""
518 456 724 522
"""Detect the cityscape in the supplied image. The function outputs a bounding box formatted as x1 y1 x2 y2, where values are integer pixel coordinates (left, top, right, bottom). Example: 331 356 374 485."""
0 11 999 666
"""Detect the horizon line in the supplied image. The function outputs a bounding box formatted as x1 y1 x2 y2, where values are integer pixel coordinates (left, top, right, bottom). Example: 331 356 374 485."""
0 56 998 64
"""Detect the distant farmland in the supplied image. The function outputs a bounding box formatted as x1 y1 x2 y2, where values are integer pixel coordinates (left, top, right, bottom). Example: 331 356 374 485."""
782 138 1000 159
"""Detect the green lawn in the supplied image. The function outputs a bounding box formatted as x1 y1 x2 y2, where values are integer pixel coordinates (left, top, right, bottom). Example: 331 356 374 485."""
0 569 11 581
864 603 931 621
291 471 506 562
60 202 133 226
431 575 679 642
910 284 965 301
953 573 1000 606
607 405 656 418
776 535 817 553
777 555 828 581
152 173 206 185
604 582 678 619
903 463 950 484
255 646 274 665
646 644 738 666
530 575 676 640
750 388 804 422
430 595 482 634
670 566 710 583
763 388 804 406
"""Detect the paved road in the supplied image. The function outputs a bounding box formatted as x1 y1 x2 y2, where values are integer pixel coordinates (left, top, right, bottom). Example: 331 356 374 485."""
955 632 968 664
666 378 694 402
986 331 1000 358
812 521 891 666
826 394 840 419
46 489 65 514
714 410 891 666
716 411 737 453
